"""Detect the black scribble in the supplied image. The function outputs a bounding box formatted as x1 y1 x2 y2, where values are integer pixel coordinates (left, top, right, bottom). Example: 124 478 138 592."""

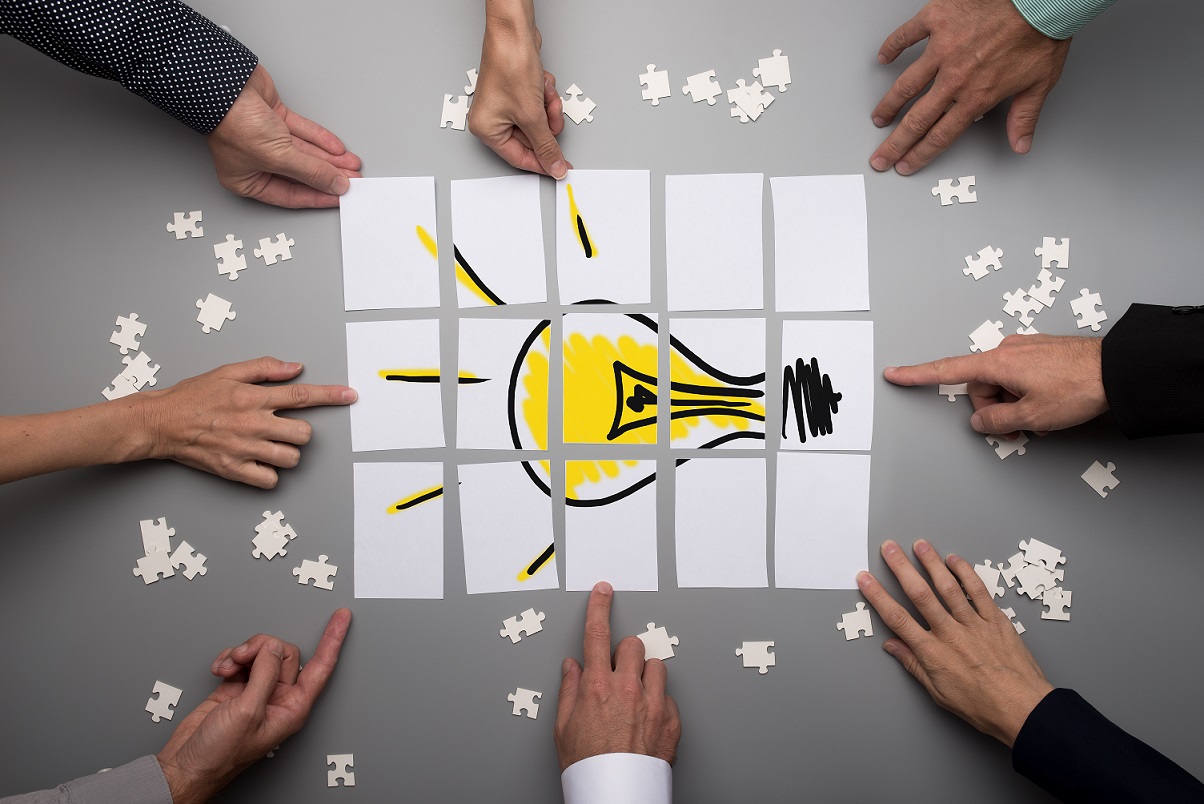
781 357 842 442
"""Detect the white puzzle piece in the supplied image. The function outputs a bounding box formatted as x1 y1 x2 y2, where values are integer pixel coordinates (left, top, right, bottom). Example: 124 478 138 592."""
727 79 773 123
1003 288 1045 327
120 351 161 390
1082 460 1119 498
146 681 182 722
968 319 1005 353
293 555 337 590
1034 236 1070 269
1018 538 1066 572
963 245 1003 280
139 517 175 556
997 552 1026 588
837 602 872 640
562 84 596 124
500 608 546 643
508 688 541 719
735 641 776 674
1014 563 1062 600
214 234 246 280
169 540 207 580
938 383 969 401
133 547 175 584
1001 606 1026 634
465 68 478 96
986 433 1028 459
252 509 297 560
441 94 470 130
1070 288 1107 331
327 754 356 787
103 373 139 401
196 293 236 334
254 233 295 265
974 560 1005 598
931 176 976 205
166 211 202 239
110 313 147 355
639 64 671 105
682 69 721 105
1040 588 1072 621
1027 268 1066 307
637 623 680 660
752 49 791 92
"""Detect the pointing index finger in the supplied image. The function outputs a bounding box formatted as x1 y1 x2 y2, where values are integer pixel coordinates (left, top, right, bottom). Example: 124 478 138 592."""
884 353 992 388
582 581 614 671
265 383 358 410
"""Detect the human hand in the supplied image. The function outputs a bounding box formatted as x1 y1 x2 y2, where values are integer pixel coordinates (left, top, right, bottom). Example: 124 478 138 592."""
469 0 570 178
156 609 352 804
140 357 357 489
858 541 1053 747
884 335 1107 436
207 64 363 208
869 0 1072 175
555 582 681 771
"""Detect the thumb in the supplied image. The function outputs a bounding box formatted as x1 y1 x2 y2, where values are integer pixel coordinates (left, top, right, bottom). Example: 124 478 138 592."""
970 401 1028 435
523 100 568 179
1006 87 1048 155
556 657 582 725
241 638 285 713
273 145 351 196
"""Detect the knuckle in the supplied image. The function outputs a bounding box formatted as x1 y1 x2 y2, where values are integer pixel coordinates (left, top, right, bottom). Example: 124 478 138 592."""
295 420 314 445
901 113 932 138
618 636 645 656
883 607 913 633
909 585 937 611
584 621 610 645
925 126 955 151
289 384 312 407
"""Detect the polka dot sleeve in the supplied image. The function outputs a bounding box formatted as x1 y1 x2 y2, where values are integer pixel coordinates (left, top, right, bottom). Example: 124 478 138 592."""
1 0 259 134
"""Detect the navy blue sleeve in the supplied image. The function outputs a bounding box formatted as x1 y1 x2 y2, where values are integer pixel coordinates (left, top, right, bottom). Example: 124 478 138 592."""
0 0 258 133
1012 688 1204 802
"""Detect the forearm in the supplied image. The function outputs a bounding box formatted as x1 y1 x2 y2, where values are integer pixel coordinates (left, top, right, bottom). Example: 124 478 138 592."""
0 755 172 804
0 397 154 485
0 0 257 133
1010 0 1117 39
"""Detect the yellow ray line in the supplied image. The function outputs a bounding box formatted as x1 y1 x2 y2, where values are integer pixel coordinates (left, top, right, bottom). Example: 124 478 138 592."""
387 485 444 514
416 225 438 259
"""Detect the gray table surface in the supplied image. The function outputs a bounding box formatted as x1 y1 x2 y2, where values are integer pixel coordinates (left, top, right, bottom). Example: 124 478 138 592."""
2 1 1202 801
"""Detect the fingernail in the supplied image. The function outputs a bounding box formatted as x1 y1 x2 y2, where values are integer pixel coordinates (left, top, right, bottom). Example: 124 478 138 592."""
1016 135 1032 154
881 540 899 555
595 580 613 594
947 553 961 565
218 658 234 671
234 642 249 653
877 53 888 65
914 539 931 554
331 174 351 195
341 388 358 403
870 156 889 172
268 640 284 659
562 658 573 675
970 413 985 432
895 161 912 175
550 161 567 180
856 571 872 589
872 116 887 127
883 641 899 656
288 362 303 371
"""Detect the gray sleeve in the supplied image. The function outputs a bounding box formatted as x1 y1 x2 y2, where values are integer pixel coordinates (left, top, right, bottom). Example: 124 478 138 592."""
0 756 173 804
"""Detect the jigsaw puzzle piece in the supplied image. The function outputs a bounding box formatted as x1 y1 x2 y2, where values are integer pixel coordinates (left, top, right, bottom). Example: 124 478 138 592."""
465 68 478 96
110 313 147 355
968 319 1005 353
997 552 1025 587
196 293 236 334
562 84 596 124
327 754 356 787
682 69 721 105
1070 288 1107 331
293 555 337 590
1034 236 1069 269
837 602 872 640
637 623 680 660
146 680 183 722
1000 606 1026 634
931 176 976 205
1081 460 1118 498
166 211 203 239
169 540 208 580
735 641 776 674
1027 268 1066 307
1002 288 1045 327
1018 538 1066 571
120 351 161 390
133 548 175 584
938 383 968 402
752 49 791 92
986 432 1028 459
253 233 295 266
639 64 671 105
102 372 139 401
974 560 1005 597
507 687 542 719
500 608 546 643
1040 588 1072 621
139 517 175 556
962 245 1003 280
214 234 247 280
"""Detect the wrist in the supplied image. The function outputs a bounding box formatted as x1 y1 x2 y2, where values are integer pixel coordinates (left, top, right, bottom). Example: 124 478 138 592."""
484 0 537 41
157 755 212 804
995 680 1054 747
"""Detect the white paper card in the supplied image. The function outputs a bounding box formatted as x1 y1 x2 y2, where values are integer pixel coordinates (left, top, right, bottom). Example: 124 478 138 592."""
775 452 870 590
556 170 651 304
450 175 546 308
675 457 768 588
668 318 767 450
779 320 874 451
563 313 659 446
459 461 559 594
665 174 764 311
353 462 443 599
340 177 440 311
565 460 658 591
771 175 869 312
346 320 444 451
458 318 550 450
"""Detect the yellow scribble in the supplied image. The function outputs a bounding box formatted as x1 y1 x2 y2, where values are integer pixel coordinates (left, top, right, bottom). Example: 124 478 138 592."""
667 351 765 442
387 485 443 514
416 225 438 260
566 183 597 259
516 548 555 581
520 327 552 483
456 261 498 306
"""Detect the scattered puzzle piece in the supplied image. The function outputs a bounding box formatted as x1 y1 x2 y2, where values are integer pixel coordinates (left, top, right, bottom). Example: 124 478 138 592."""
214 234 247 280
110 313 147 355
1001 606 1026 634
102 373 139 401
1018 538 1066 572
1040 588 1072 621
465 68 478 96
1027 268 1066 307
682 69 721 105
165 211 203 239
441 94 470 130
1016 325 1039 335
1034 236 1069 269
169 540 208 580
637 623 680 660
507 687 541 719
639 64 671 105
1081 460 1119 498
997 552 1025 588
931 176 976 206
120 351 161 390
969 319 1005 353
752 49 791 92
500 608 546 643
139 517 175 556
562 84 596 124
252 510 298 560
293 555 337 590
837 602 872 640
938 383 969 401
327 754 356 787
963 246 1003 280
133 547 175 585
253 233 295 266
1014 562 1062 600
1002 288 1045 327
1070 288 1107 331
196 293 236 334
986 433 1029 459
974 560 1005 598
735 641 776 675
727 79 773 123
146 681 182 722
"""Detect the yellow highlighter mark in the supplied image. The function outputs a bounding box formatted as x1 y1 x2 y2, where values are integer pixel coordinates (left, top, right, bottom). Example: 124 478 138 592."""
416 225 438 260
566 183 597 259
388 485 444 514
517 543 556 581
453 245 504 306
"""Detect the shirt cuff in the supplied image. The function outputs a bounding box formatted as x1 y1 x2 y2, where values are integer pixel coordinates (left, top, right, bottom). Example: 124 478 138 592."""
561 753 672 804
1010 0 1117 39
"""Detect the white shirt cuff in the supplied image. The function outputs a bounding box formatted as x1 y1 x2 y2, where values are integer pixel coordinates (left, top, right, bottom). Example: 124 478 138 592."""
561 753 672 804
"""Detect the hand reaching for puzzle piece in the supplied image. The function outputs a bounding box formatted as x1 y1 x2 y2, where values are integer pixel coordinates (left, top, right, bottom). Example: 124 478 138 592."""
156 609 351 804
207 65 363 209
141 357 357 489
470 0 571 179
884 334 1108 437
858 541 1054 747
555 582 681 772
869 0 1072 175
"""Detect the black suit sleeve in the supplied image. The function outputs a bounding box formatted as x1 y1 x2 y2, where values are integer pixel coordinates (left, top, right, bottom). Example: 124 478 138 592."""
1012 688 1204 803
1102 303 1204 438
0 0 257 134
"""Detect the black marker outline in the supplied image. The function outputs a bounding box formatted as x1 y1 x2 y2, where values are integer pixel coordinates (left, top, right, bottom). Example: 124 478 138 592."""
392 486 444 512
453 244 505 306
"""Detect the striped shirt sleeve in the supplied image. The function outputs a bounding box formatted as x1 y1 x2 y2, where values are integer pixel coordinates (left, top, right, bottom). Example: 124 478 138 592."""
1010 0 1118 39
